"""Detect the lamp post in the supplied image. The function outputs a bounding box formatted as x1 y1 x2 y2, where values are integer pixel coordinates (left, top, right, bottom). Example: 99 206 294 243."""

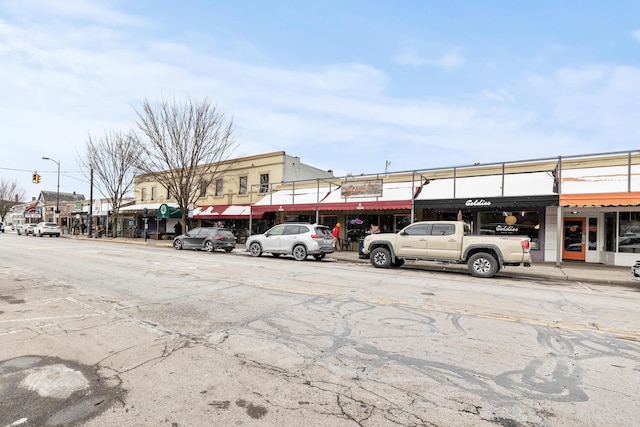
42 157 60 223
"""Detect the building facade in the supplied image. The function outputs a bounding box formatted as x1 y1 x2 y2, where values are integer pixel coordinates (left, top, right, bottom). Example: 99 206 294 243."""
123 151 335 239
123 147 640 267
252 150 640 267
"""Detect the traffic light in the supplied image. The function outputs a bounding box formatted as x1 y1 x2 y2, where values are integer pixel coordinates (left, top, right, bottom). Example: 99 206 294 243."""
36 174 41 184
32 172 37 183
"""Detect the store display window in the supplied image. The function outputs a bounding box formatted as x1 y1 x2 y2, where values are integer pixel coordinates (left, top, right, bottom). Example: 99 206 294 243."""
477 210 541 250
617 212 640 253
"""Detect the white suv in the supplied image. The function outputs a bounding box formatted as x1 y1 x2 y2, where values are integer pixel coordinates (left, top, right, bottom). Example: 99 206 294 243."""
246 223 334 261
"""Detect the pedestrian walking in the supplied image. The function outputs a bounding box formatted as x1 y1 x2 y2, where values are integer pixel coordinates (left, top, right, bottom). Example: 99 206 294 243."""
332 223 341 251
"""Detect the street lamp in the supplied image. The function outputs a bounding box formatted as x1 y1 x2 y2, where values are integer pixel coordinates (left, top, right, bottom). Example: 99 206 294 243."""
42 157 60 223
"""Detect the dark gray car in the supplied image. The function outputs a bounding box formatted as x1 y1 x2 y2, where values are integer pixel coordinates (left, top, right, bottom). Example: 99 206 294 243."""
173 227 236 252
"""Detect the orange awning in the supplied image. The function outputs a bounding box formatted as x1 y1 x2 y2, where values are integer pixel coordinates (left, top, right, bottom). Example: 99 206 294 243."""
560 192 640 207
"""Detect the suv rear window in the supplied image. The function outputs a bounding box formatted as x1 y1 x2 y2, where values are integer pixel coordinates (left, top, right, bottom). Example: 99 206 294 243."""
216 229 235 238
314 226 331 237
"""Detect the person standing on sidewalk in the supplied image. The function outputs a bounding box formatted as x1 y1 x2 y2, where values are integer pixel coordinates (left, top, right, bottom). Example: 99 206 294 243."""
332 223 341 251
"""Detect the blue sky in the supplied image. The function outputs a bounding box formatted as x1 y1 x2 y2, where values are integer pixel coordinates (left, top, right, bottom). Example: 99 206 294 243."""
2 0 640 200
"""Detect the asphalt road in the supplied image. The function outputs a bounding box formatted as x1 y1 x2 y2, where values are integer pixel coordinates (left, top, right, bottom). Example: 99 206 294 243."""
1 233 639 426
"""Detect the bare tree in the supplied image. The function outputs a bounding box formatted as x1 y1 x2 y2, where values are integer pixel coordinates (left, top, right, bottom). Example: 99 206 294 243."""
78 130 141 236
133 97 237 228
0 179 25 223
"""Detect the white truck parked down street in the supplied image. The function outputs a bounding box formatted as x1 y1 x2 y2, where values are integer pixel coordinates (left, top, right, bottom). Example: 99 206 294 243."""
362 221 531 278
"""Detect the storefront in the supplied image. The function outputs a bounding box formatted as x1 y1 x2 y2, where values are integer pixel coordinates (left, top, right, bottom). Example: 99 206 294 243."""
191 204 261 242
415 195 558 262
560 192 640 267
251 181 415 247
119 202 181 239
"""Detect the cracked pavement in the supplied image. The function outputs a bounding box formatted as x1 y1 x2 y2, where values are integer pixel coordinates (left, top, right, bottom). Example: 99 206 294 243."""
1 234 639 426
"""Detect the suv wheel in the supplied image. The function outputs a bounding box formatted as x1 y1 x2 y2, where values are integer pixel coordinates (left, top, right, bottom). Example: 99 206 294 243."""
249 242 262 257
292 245 307 261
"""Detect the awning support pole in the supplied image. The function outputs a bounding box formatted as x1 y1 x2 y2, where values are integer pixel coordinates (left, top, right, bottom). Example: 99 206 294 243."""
556 156 563 267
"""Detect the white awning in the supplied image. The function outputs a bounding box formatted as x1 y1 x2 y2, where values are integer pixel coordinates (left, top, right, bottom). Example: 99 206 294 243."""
254 182 415 207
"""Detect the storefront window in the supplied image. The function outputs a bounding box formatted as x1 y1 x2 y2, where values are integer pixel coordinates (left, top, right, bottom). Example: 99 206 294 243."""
395 214 411 231
345 215 377 243
588 218 597 251
617 212 640 253
477 211 541 250
604 212 616 252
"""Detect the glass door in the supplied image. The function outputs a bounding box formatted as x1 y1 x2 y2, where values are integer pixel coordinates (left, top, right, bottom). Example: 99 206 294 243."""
562 218 586 261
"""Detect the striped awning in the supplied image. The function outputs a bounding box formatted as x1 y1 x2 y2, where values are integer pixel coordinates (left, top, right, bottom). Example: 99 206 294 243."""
560 192 640 207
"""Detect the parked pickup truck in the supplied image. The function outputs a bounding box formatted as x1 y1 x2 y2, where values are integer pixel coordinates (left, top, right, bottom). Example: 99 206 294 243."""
362 221 531 278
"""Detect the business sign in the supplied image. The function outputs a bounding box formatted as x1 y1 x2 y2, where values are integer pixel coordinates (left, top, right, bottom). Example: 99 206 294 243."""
158 203 181 219
341 180 383 199
158 203 171 218
24 206 42 219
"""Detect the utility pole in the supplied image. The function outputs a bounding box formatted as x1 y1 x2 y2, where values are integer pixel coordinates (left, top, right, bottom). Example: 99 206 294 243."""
42 157 60 223
88 165 94 237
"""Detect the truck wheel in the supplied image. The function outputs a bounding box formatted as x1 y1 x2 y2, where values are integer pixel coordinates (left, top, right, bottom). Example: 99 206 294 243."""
468 252 499 278
370 247 391 268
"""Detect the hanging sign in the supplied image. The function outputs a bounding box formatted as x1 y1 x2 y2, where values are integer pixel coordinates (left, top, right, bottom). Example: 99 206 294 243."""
158 204 170 218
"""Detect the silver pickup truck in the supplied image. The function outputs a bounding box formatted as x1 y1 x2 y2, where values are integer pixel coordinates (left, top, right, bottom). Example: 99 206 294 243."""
362 221 531 278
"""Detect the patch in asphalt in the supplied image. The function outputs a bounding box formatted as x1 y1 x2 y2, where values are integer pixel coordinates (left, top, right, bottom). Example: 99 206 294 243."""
0 355 125 426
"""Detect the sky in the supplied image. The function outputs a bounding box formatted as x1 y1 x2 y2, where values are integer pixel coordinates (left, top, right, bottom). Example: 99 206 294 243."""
2 0 640 201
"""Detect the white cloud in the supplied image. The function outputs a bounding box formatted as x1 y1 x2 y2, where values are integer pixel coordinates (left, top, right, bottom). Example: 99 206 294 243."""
395 49 428 66
556 66 604 88
435 53 465 70
481 89 515 102
3 0 148 27
395 49 464 70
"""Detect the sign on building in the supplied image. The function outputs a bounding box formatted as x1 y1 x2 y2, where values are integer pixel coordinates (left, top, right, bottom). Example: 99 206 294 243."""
341 179 383 199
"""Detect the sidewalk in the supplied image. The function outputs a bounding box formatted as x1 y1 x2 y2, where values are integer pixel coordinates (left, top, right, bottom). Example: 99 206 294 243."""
70 234 637 287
